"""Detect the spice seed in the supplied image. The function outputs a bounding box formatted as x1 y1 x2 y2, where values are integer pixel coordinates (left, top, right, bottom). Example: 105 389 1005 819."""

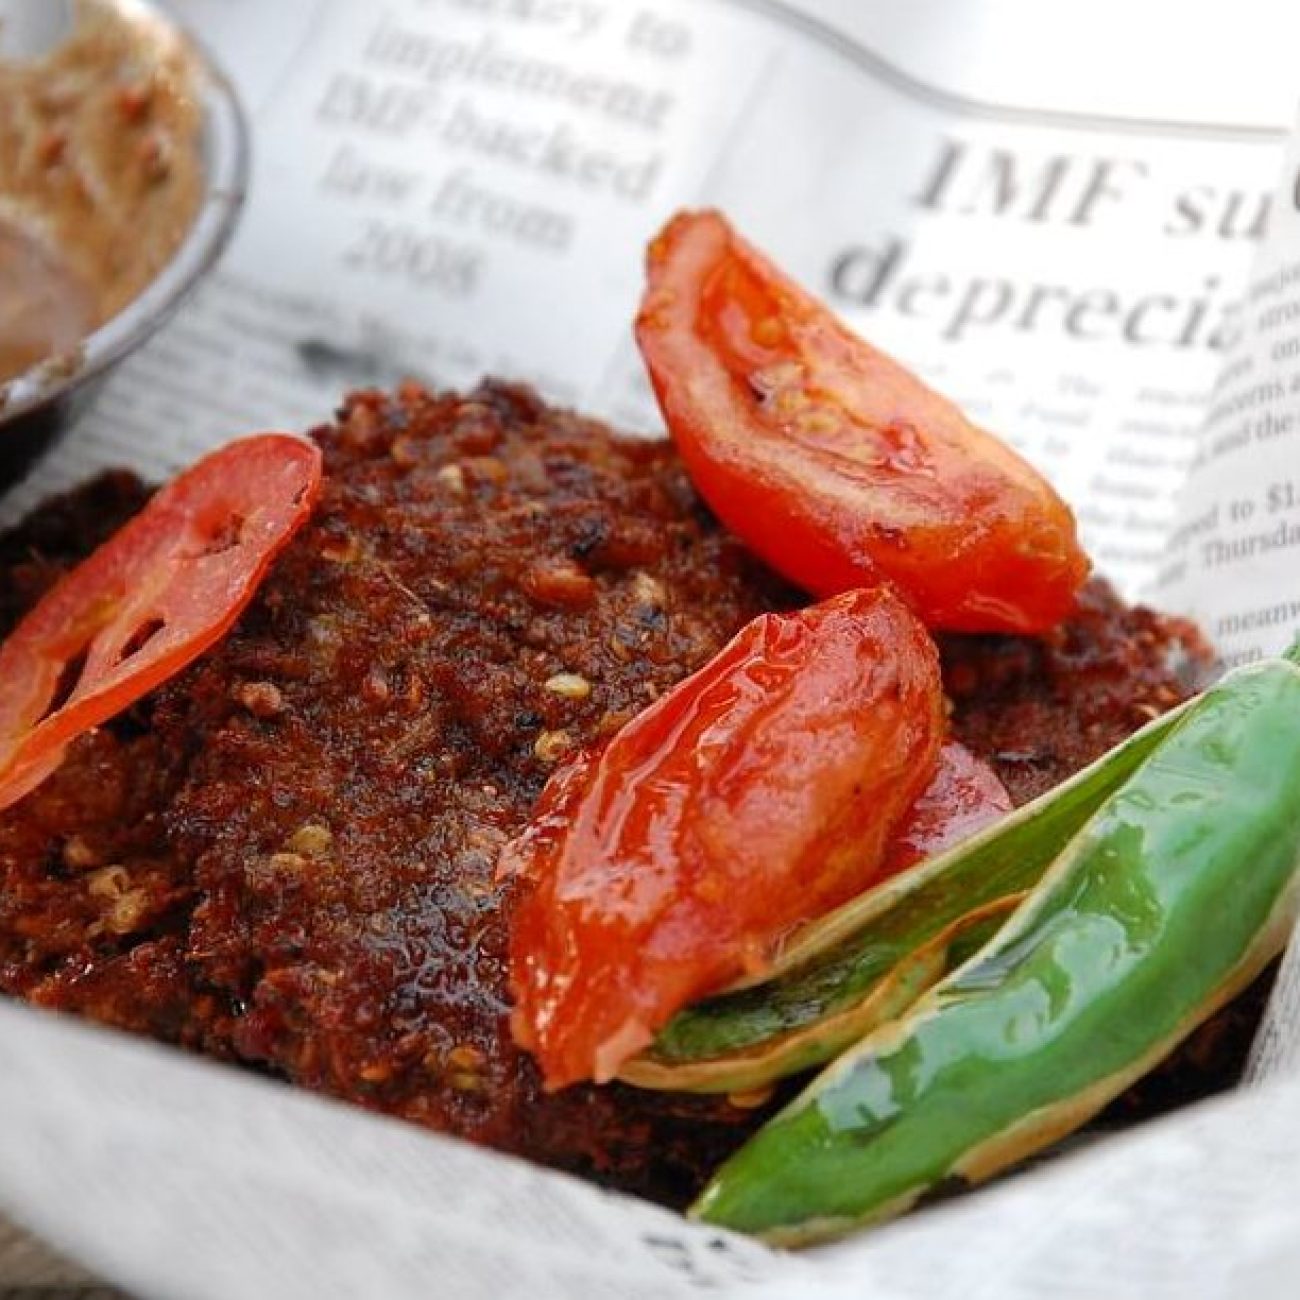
544 672 592 700
534 730 573 763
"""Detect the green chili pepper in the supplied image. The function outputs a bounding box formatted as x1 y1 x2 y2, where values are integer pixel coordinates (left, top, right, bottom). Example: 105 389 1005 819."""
621 694 1191 1095
692 646 1300 1245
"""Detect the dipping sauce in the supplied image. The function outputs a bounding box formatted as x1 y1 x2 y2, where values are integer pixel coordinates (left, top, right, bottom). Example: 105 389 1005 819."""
0 1 203 384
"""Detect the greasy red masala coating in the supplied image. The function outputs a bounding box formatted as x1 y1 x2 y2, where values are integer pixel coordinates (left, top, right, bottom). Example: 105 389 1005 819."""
1 382 797 1201
938 583 1210 806
157 381 806 1195
0 471 206 1042
0 381 1211 1202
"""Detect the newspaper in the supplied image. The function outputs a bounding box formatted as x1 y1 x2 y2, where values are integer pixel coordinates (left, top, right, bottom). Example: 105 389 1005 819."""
4 0 1300 1295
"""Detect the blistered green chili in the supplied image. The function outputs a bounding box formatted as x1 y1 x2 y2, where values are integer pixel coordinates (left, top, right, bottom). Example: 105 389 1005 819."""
622 694 1191 1095
693 645 1300 1245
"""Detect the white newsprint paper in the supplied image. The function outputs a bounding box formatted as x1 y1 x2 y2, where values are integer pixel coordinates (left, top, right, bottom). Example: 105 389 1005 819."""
5 0 1300 1295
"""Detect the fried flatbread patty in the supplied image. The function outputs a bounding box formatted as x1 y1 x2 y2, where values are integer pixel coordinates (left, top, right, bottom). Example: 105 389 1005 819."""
0 381 1209 1202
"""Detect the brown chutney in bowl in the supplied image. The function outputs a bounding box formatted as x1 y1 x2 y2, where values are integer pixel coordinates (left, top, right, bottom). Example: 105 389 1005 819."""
0 0 247 485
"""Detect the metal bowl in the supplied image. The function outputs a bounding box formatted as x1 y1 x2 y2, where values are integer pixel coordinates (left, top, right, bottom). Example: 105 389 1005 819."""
0 0 249 487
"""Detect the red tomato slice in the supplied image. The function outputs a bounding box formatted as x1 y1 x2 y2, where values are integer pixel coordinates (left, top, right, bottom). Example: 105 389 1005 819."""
0 435 322 811
503 586 945 1090
880 739 1013 879
635 210 1090 633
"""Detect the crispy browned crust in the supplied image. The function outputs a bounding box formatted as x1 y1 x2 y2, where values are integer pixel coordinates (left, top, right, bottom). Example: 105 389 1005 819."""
0 381 1213 1203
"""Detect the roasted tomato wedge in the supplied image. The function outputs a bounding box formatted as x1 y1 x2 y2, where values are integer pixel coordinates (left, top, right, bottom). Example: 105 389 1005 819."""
635 210 1089 632
0 435 322 811
880 739 1012 879
503 586 945 1089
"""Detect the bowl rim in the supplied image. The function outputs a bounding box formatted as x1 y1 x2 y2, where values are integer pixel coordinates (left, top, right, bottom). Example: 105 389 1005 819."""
0 1 251 424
